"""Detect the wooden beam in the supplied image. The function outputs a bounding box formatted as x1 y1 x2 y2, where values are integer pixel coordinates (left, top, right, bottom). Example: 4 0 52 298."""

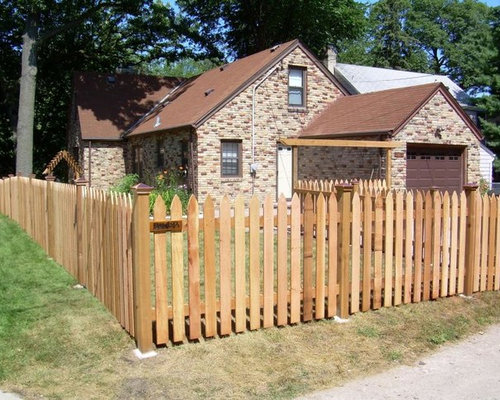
386 148 392 189
280 138 403 149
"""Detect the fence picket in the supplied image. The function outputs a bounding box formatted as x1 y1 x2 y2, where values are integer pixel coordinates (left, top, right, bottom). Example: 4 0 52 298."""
188 196 201 340
432 191 442 299
480 195 489 292
374 195 383 309
303 194 314 321
290 194 301 323
362 194 373 311
413 191 424 302
234 196 246 332
423 191 433 301
404 192 413 304
315 193 326 319
203 195 217 337
153 196 168 344
394 192 404 306
351 192 361 314
449 192 459 295
277 195 288 326
496 195 500 291
171 195 185 343
219 195 232 335
458 192 467 293
327 194 338 317
441 192 450 298
263 194 274 328
384 192 394 307
249 195 261 330
488 196 496 291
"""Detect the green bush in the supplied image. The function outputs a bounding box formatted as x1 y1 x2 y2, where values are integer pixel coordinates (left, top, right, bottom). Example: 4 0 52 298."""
150 169 190 214
109 173 139 194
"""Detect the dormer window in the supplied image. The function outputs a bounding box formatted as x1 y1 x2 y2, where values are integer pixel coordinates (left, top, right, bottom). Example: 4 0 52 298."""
288 67 306 107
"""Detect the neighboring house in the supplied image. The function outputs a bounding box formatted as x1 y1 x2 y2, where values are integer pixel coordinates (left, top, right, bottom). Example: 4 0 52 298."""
332 59 494 187
68 39 483 200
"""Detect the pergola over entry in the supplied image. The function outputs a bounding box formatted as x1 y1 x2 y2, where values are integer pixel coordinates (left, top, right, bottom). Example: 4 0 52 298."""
279 138 404 189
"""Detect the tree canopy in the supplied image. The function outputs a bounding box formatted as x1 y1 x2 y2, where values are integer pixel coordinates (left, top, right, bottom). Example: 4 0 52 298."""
176 0 367 59
340 0 494 92
1 0 499 180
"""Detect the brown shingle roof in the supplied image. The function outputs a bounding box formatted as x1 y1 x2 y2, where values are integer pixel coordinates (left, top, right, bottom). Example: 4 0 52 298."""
74 72 184 140
301 83 446 137
127 40 302 136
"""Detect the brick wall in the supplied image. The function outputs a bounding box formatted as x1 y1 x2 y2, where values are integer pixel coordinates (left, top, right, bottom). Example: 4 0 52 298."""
81 141 127 190
195 47 344 202
392 91 481 189
298 137 384 182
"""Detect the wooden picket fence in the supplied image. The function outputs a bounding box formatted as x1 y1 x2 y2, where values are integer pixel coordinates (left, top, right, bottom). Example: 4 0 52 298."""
0 176 135 336
294 178 387 207
143 184 498 349
1 175 499 353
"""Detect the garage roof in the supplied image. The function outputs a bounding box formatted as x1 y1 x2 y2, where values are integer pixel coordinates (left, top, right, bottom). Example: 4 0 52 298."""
300 82 482 140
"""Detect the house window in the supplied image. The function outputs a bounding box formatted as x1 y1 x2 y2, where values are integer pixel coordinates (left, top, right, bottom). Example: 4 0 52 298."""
221 140 241 177
132 145 143 176
288 67 306 107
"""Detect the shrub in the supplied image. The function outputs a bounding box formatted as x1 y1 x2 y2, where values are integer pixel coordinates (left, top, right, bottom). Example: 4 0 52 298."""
109 174 139 194
149 168 190 214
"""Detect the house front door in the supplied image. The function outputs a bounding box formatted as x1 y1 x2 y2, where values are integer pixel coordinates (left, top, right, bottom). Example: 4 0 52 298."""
277 145 292 199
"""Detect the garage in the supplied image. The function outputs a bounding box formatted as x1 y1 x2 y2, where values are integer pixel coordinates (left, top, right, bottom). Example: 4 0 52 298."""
406 145 464 192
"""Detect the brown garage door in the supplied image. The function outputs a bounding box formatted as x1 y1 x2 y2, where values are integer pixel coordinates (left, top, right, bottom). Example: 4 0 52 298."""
406 145 464 192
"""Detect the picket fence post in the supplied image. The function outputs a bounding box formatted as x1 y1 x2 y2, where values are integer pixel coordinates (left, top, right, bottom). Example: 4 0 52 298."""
131 183 154 354
464 183 479 296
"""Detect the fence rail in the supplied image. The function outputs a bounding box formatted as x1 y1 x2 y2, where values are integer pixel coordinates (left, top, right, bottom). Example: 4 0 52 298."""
1 176 499 352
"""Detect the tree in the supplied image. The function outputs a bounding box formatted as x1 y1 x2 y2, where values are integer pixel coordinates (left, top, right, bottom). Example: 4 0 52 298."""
406 0 494 91
177 0 366 59
143 58 220 78
478 6 500 178
2 0 213 177
340 0 494 92
365 0 428 71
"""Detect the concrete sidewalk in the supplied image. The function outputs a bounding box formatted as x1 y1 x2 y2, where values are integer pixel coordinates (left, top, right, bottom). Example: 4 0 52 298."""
0 391 21 400
298 324 500 400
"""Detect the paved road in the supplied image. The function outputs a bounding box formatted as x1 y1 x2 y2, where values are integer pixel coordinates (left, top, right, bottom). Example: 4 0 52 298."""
298 324 500 400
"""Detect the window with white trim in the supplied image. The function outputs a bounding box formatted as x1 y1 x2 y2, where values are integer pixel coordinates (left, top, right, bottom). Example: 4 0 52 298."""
221 140 241 177
288 67 306 107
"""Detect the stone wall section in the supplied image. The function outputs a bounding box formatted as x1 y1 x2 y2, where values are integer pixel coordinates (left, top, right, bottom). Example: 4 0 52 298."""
127 129 191 188
81 141 127 190
195 48 344 202
391 91 481 189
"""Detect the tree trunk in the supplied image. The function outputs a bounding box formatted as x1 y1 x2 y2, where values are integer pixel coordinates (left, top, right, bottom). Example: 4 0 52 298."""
16 15 37 176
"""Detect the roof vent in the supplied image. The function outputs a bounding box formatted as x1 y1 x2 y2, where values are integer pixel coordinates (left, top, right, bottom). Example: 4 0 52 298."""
107 75 116 84
204 88 214 96
154 116 161 127
270 45 280 52
220 64 228 71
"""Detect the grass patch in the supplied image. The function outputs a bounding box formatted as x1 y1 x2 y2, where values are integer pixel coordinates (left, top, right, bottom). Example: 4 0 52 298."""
3 213 500 399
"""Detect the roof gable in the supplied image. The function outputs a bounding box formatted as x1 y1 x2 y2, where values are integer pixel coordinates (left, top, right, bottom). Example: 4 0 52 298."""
127 40 348 136
300 83 482 140
74 72 184 140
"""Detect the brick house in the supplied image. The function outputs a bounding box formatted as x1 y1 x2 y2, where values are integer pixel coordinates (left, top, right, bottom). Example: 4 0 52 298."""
69 39 482 200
